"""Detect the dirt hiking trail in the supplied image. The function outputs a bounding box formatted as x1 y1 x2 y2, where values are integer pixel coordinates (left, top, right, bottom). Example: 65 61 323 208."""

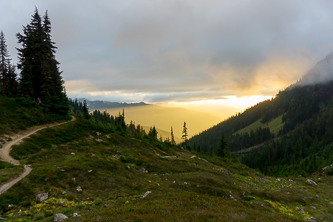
0 116 75 195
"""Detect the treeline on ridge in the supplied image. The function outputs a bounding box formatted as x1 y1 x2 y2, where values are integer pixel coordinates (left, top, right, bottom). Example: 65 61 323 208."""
189 79 333 176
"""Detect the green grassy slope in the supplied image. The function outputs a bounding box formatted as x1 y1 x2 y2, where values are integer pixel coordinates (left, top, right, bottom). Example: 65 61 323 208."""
235 114 284 136
0 96 70 135
0 96 70 188
1 117 333 221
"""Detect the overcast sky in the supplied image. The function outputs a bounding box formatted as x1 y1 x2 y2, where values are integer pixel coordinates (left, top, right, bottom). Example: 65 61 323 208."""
2 0 333 105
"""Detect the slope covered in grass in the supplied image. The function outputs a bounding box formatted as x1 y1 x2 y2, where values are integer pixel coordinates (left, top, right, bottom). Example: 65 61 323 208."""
0 96 70 136
235 114 284 137
1 117 333 221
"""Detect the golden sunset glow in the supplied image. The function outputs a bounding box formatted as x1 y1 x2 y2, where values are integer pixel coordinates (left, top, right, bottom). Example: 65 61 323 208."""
163 95 273 119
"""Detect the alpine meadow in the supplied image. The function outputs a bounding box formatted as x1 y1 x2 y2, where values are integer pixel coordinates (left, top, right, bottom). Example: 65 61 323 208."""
2 4 333 222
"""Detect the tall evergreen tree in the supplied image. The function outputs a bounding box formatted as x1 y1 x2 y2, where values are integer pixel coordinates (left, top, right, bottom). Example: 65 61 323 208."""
182 122 188 148
16 8 69 115
82 100 90 119
218 134 228 157
148 126 158 140
0 31 17 96
171 126 176 145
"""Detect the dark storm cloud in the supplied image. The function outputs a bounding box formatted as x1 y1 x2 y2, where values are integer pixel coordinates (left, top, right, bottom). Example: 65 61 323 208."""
2 0 333 102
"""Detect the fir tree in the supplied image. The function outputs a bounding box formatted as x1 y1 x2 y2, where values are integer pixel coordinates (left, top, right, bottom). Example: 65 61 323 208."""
16 8 69 115
182 122 188 148
82 100 90 119
148 126 158 140
218 134 227 157
171 126 176 145
0 31 17 96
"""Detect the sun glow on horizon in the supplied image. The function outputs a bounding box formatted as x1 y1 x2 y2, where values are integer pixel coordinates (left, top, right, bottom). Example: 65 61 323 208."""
161 95 274 120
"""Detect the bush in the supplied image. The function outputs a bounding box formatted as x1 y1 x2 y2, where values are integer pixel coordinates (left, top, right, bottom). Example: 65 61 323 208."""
93 198 102 206
326 168 333 175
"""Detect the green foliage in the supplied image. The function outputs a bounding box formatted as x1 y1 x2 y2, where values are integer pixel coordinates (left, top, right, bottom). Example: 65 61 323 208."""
93 198 102 206
190 79 333 177
0 31 17 97
0 96 70 135
148 126 158 140
16 8 69 116
218 134 227 157
2 107 333 221
181 122 188 148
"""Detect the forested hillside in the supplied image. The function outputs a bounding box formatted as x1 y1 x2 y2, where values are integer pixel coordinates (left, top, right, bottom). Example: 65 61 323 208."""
189 53 333 176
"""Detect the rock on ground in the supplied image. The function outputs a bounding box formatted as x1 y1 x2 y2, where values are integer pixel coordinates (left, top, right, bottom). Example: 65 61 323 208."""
54 213 68 222
306 179 318 186
36 192 48 203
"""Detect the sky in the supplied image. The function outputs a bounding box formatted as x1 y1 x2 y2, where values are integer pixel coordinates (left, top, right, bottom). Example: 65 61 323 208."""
2 0 333 118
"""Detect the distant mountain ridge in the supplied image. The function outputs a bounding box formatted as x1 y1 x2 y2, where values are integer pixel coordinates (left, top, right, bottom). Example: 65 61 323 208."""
77 98 148 109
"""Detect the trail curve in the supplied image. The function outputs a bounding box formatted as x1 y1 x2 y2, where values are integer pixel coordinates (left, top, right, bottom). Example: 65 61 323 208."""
0 116 75 195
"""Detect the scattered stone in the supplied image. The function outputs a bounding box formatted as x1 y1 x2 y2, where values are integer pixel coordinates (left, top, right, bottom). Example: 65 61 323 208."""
330 201 333 205
289 178 293 182
141 191 152 199
71 152 75 155
72 178 76 183
88 170 93 173
6 204 14 211
116 150 122 155
161 156 177 158
156 183 160 186
148 180 151 183
306 179 317 186
126 165 130 169
62 191 67 195
140 168 148 174
316 194 319 197
36 192 49 203
60 201 65 204
197 185 200 188
91 203 95 207
0 217 6 220
45 178 48 182
173 181 176 183
229 194 236 200
96 132 101 136
307 217 316 222
104 204 108 207
54 213 68 222
184 182 188 185
311 206 316 209
73 213 80 217
298 206 304 214
95 139 103 142
125 201 129 204
76 186 82 192
91 154 96 157
60 169 65 172
106 135 110 138
276 178 281 182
